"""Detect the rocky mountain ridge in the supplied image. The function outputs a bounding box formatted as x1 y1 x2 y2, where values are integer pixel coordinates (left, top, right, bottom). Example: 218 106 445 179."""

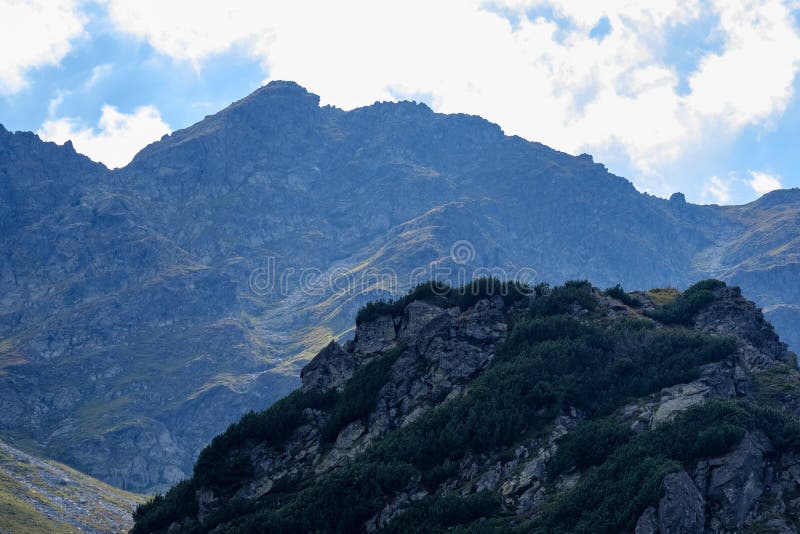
2 82 800 492
132 280 800 533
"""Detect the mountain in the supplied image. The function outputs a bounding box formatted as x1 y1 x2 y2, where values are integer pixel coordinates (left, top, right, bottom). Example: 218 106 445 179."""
2 81 800 493
131 279 800 533
0 439 142 533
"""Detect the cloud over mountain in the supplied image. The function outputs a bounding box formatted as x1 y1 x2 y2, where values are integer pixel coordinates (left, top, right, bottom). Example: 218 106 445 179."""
103 0 800 196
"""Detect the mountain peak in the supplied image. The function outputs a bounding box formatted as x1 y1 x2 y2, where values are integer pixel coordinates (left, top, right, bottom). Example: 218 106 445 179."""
263 79 310 93
230 80 321 111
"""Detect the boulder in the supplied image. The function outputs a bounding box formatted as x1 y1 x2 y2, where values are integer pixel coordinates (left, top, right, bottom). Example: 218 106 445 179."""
651 382 711 427
706 433 765 529
635 506 659 534
300 341 356 392
398 301 446 342
353 315 396 356
657 471 705 533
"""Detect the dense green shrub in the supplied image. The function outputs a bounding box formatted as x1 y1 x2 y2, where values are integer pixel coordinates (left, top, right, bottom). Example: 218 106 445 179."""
548 418 634 476
604 284 642 307
751 405 800 449
647 279 727 325
355 280 451 325
131 480 198 534
355 299 396 325
383 491 502 533
533 400 772 534
539 456 680 534
364 324 734 471
224 461 418 533
498 315 596 361
193 387 336 490
529 280 597 316
449 277 530 310
356 278 530 325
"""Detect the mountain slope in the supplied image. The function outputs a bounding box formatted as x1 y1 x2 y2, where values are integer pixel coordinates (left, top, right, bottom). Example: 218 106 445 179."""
0 439 143 533
1 82 800 493
131 279 800 533
0 125 298 492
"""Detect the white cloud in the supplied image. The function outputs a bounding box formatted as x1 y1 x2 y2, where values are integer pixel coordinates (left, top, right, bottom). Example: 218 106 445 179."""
38 105 170 168
103 0 273 66
748 170 784 195
701 175 734 204
83 63 113 90
0 0 86 94
102 0 800 198
47 90 68 116
686 0 800 129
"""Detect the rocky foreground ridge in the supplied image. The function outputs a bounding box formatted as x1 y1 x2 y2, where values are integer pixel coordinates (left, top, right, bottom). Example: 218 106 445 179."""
133 279 800 533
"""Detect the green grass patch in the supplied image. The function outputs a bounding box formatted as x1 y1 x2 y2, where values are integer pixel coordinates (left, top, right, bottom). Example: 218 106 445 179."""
646 279 727 325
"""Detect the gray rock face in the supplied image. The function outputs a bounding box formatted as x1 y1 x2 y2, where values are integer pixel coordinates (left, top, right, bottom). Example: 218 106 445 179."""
300 341 356 392
652 382 715 427
706 433 766 529
695 285 795 369
238 296 515 498
399 301 447 343
636 506 659 534
658 471 705 534
353 315 397 356
620 360 738 433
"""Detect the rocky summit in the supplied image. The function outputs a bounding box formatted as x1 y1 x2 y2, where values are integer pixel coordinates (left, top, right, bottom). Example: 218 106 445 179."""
2 82 800 493
131 279 800 533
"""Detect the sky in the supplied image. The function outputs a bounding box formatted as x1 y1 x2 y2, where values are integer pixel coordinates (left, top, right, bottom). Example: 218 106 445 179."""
1 1 799 205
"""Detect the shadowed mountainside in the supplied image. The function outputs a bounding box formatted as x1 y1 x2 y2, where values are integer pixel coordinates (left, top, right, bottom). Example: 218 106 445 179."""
1 81 799 492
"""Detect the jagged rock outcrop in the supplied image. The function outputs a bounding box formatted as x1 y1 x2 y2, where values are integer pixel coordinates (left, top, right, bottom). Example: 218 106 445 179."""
300 341 358 392
244 293 517 493
704 432 766 530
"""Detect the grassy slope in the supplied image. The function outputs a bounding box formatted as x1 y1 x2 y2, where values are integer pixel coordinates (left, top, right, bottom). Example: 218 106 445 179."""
0 440 145 533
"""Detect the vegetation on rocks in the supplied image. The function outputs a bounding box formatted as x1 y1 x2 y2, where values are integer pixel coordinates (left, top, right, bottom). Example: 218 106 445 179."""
537 400 800 534
355 278 530 325
320 345 405 443
646 278 727 324
604 283 642 307
192 388 337 492
132 278 772 533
